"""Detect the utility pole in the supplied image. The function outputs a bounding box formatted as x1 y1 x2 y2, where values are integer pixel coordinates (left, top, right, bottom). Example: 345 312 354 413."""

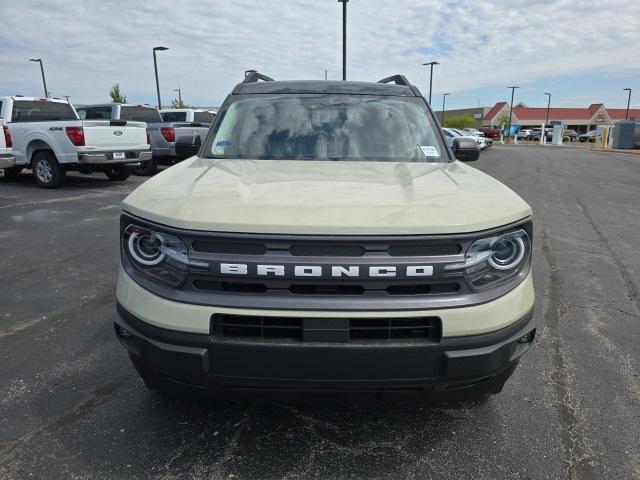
624 88 632 120
338 0 348 81
174 86 182 105
442 93 450 124
422 61 439 104
29 58 49 97
153 46 169 109
544 92 551 126
63 95 71 102
507 86 520 138
325 69 328 80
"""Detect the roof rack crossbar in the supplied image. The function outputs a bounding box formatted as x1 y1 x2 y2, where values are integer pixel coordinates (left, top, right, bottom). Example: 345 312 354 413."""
377 75 411 86
243 70 275 83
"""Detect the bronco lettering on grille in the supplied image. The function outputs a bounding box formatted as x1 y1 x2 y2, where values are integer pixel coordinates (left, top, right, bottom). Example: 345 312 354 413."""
218 263 433 278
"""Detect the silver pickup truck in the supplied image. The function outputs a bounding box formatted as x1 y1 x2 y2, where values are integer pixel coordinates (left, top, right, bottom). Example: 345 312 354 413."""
0 97 151 188
77 104 210 175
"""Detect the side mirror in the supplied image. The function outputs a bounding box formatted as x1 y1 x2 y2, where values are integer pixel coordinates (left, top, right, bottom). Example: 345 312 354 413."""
452 137 480 162
175 134 201 160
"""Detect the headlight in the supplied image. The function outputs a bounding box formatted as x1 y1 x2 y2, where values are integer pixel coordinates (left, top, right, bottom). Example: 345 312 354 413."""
122 224 207 287
445 228 531 292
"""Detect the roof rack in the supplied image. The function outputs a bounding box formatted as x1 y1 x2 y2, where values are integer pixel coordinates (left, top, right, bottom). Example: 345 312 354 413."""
377 75 411 86
243 70 275 83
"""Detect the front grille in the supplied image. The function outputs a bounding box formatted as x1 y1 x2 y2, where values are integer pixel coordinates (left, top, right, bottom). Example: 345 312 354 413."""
194 279 460 296
190 238 461 257
211 314 442 344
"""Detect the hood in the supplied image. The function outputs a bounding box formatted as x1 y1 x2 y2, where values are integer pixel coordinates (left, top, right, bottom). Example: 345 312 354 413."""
122 158 531 235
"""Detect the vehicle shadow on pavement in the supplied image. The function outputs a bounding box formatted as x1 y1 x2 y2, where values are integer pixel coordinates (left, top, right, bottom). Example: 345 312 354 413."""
111 389 495 478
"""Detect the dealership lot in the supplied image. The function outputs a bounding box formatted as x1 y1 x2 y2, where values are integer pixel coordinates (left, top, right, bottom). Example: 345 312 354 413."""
1 146 639 479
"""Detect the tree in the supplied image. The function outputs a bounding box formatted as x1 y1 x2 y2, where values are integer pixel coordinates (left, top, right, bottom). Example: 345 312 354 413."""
109 83 127 103
443 115 478 129
171 98 191 108
496 114 511 128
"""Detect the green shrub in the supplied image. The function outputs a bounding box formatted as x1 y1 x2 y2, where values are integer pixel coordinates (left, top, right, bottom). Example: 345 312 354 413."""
442 115 479 129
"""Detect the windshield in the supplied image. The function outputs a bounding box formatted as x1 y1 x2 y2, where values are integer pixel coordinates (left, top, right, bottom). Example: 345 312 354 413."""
11 100 77 122
161 111 187 122
206 94 447 162
120 106 162 123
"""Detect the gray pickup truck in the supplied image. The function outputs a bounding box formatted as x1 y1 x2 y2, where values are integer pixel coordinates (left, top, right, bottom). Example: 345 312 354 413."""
77 104 210 175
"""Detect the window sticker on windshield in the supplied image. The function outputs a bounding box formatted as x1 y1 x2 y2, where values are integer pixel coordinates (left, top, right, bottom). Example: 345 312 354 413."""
421 146 439 157
216 140 233 147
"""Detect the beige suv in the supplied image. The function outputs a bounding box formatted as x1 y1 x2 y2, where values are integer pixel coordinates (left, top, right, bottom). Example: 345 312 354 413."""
114 72 534 400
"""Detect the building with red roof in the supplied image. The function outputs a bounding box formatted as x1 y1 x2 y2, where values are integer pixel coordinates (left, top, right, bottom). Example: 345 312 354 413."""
482 102 640 133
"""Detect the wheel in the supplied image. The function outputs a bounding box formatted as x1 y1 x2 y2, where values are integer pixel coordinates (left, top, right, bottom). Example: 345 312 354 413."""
1 166 23 180
132 158 157 176
104 165 131 181
32 151 66 188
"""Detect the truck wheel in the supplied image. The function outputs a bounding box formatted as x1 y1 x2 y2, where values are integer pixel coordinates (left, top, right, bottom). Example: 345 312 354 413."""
1 166 23 180
32 151 66 188
104 165 132 181
133 158 157 176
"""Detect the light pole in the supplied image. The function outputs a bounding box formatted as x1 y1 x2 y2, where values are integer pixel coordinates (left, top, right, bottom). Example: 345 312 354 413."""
544 92 551 127
29 58 48 98
153 46 169 109
442 93 450 124
338 0 348 81
624 88 632 120
422 61 439 104
507 86 519 138
63 95 71 103
174 85 182 105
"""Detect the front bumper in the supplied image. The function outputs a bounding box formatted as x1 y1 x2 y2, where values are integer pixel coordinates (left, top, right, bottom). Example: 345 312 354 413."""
115 303 535 392
77 150 152 165
0 154 16 169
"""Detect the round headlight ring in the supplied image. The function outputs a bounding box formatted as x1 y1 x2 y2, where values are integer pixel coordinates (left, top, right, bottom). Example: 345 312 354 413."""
488 235 525 270
128 231 166 266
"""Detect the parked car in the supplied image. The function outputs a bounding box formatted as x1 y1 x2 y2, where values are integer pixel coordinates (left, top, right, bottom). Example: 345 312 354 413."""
463 127 485 137
445 128 491 150
0 96 150 187
478 126 500 138
0 98 15 175
562 129 578 141
579 130 597 143
517 129 532 139
115 72 534 400
77 103 210 175
530 128 553 142
160 108 216 124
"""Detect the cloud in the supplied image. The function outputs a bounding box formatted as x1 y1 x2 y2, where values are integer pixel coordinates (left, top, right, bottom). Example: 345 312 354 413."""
0 0 638 106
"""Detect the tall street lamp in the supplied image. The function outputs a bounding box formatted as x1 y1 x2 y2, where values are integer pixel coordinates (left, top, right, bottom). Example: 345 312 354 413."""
507 86 519 138
544 92 551 127
623 88 632 120
29 58 48 98
441 93 450 124
422 61 439 104
338 0 348 81
153 46 169 109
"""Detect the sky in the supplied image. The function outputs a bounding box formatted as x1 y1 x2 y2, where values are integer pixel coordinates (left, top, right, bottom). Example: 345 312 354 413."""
0 0 638 110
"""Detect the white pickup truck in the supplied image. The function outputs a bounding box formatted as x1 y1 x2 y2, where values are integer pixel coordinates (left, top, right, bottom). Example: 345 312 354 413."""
0 98 14 172
160 108 216 124
77 104 210 176
0 97 151 188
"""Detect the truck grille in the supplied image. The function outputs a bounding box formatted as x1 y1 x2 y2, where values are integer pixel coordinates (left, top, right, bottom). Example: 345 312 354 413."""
211 314 442 344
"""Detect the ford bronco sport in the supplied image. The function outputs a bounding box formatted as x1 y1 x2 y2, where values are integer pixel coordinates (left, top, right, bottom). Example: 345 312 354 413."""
115 72 535 399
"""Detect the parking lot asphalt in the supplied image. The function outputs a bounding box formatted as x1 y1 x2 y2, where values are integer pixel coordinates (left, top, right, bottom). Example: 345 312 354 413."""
1 146 639 480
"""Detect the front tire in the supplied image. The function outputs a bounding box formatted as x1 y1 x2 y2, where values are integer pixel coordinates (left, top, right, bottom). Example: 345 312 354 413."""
104 165 131 181
133 158 157 176
32 151 66 188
